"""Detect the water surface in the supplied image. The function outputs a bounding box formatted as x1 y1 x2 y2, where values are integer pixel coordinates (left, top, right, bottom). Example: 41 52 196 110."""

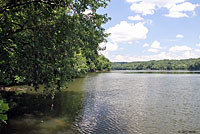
1 71 200 134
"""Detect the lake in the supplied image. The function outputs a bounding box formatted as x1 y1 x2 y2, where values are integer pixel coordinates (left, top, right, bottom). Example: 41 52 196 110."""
1 71 200 134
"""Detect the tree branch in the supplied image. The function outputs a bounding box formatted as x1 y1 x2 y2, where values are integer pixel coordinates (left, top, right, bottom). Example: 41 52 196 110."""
0 0 66 14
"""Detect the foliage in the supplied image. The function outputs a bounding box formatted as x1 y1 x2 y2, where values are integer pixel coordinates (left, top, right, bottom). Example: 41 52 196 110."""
96 55 111 71
0 95 9 125
111 58 200 70
0 0 111 90
188 61 200 70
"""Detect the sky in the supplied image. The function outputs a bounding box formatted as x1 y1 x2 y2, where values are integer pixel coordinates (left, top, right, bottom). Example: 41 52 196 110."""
98 0 200 62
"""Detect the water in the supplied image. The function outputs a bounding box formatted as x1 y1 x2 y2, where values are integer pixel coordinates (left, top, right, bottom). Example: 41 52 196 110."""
1 71 200 134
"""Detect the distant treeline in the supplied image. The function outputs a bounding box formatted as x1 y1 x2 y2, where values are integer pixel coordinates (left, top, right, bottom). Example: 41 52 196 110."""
111 58 200 70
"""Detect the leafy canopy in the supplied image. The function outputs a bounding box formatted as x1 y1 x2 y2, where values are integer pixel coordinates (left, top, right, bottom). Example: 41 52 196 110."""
0 0 111 91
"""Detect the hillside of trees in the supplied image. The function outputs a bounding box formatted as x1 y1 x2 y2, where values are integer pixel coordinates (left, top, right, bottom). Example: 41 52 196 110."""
111 58 200 70
0 0 111 125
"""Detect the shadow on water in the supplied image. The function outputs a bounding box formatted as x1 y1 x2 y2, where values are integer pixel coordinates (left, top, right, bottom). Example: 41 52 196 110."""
0 78 85 134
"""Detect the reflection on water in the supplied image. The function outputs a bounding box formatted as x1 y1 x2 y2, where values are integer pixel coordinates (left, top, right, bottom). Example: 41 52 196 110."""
74 72 200 134
1 78 85 134
1 71 200 134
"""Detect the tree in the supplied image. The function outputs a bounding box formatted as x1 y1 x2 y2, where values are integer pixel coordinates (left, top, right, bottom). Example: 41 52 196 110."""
96 55 111 71
111 58 200 70
189 61 200 70
0 0 111 90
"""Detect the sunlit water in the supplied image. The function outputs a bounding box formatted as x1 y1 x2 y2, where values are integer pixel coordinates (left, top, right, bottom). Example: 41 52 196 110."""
1 71 200 134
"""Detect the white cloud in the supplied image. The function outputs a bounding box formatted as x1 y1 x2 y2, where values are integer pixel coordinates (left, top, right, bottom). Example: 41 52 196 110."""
164 2 199 18
128 15 144 21
126 0 185 6
151 40 162 49
169 45 192 52
111 51 199 62
143 41 162 53
195 49 200 53
142 43 150 47
169 2 197 12
128 41 133 44
113 55 127 62
135 41 139 44
107 21 148 43
183 51 198 58
100 42 118 52
148 48 158 53
99 42 118 59
126 0 198 18
176 34 184 38
165 11 188 18
130 2 156 15
196 43 200 47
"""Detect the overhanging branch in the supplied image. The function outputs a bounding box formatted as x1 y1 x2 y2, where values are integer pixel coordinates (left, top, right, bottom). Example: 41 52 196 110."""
0 0 67 14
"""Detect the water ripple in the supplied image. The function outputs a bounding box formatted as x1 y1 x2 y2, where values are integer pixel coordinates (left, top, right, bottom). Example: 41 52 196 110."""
73 72 200 134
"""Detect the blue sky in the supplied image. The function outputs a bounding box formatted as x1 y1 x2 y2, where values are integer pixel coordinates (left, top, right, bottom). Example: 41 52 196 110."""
98 0 200 62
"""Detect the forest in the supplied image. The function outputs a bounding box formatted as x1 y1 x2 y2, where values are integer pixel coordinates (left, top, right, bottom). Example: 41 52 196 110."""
111 58 200 70
0 0 111 125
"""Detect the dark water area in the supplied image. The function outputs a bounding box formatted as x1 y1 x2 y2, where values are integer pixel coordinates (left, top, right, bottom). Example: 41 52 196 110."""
1 71 200 134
